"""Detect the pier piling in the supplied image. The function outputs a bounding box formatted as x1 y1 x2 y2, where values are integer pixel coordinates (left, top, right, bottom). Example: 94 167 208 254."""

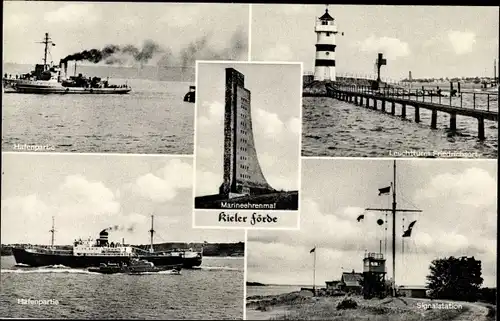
415 106 420 123
478 117 485 140
401 103 406 119
431 110 437 129
450 112 457 131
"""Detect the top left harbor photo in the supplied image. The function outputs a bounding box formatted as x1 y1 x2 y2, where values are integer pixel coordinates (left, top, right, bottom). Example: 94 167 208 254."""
2 1 249 154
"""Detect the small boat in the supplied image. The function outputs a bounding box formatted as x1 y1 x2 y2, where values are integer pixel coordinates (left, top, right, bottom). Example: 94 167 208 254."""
183 85 195 103
122 258 161 274
88 262 122 274
88 258 182 275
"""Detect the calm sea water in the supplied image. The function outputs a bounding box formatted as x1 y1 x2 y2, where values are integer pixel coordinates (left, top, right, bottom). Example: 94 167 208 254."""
246 285 302 298
0 256 243 319
302 96 498 158
2 79 194 154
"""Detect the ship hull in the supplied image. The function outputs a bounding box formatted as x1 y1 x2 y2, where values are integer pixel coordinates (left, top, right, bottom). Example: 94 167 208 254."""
181 256 203 268
139 254 202 269
12 247 184 268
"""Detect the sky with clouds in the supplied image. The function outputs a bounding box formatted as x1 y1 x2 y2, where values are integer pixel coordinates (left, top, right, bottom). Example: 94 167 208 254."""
251 4 499 80
3 2 248 66
247 159 497 288
195 62 301 196
1 153 244 245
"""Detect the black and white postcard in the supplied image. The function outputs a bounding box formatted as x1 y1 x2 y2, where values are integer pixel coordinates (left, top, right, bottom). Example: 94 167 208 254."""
246 158 497 320
251 4 498 158
1 153 244 320
2 2 248 154
193 62 301 228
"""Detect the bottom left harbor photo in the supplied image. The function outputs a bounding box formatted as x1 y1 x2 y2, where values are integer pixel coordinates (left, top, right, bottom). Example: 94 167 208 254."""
0 152 244 320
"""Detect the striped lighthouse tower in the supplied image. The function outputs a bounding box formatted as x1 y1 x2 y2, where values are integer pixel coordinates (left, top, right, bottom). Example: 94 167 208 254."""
314 7 338 81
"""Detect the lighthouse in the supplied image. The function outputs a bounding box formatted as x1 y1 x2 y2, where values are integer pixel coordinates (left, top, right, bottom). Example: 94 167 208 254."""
313 7 338 82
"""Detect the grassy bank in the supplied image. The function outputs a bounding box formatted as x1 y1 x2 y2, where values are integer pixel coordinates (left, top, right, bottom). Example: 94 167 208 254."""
246 292 489 321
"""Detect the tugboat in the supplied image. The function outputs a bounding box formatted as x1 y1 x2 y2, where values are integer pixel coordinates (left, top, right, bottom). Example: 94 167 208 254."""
12 215 202 269
88 262 122 274
88 258 182 274
2 33 131 94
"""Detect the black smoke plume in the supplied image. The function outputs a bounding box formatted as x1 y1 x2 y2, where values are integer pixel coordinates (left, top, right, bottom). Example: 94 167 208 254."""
60 29 248 68
105 224 135 232
179 27 248 67
60 40 163 65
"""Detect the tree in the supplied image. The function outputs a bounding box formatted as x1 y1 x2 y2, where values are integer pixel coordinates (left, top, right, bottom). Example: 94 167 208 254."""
426 256 483 302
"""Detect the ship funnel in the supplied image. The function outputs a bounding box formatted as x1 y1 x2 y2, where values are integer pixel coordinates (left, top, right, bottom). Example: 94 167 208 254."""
98 229 109 247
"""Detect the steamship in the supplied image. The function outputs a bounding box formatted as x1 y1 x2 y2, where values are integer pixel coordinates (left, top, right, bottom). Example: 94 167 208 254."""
2 33 131 94
12 216 203 269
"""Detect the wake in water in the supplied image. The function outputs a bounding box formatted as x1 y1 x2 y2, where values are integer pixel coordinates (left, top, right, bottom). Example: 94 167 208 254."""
131 270 181 275
4 267 183 275
3 268 93 274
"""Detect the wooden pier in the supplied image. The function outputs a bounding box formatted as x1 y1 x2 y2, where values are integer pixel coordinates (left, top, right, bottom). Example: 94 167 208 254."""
324 83 498 140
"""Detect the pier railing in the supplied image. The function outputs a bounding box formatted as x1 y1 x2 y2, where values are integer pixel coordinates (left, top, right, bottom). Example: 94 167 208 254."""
333 83 498 112
326 82 498 140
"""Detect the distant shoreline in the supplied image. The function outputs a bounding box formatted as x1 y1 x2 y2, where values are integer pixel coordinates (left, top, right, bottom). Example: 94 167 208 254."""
247 281 267 286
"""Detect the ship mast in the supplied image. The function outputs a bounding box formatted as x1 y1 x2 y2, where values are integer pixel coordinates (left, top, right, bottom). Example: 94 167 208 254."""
49 216 55 248
37 33 55 70
391 161 397 294
365 160 422 296
494 59 497 84
149 215 155 253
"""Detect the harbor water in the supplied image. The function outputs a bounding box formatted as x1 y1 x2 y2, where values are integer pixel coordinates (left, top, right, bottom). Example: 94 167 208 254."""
0 256 243 319
302 96 498 158
246 285 302 298
1 79 194 154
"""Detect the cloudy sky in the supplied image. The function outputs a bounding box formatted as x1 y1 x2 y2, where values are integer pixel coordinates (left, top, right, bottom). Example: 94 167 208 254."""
3 2 248 66
195 62 301 196
247 159 497 287
1 153 244 245
251 5 499 80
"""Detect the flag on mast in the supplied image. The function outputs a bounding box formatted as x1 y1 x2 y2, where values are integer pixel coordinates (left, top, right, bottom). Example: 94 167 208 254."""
310 247 316 253
378 186 391 195
402 220 417 237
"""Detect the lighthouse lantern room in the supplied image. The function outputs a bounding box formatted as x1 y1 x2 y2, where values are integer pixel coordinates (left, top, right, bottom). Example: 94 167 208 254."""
314 7 338 82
